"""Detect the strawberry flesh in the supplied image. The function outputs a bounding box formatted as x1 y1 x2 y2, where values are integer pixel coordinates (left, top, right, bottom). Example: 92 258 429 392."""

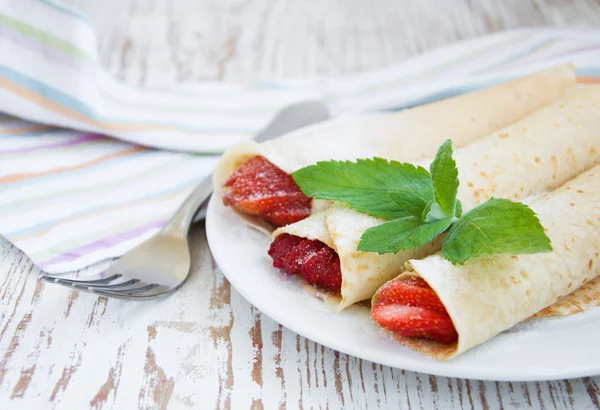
372 304 458 344
376 277 448 314
269 234 304 268
373 277 458 344
268 234 343 293
263 203 313 228
280 238 325 276
223 156 311 227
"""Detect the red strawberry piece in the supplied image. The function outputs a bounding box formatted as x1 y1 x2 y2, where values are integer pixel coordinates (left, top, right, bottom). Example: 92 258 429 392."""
296 249 321 285
300 246 342 292
321 261 343 292
280 238 325 276
263 203 312 228
268 234 343 293
223 156 311 227
268 234 304 268
373 278 457 344
372 304 458 344
376 277 447 314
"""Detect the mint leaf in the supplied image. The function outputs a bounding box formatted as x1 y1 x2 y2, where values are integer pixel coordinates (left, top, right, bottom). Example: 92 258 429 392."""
424 202 448 222
292 158 434 220
421 201 433 221
359 216 452 254
442 198 552 264
423 199 462 222
454 200 463 218
429 139 459 218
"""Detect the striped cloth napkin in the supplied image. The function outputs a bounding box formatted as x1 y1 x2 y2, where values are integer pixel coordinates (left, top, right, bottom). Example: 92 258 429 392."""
1 1 599 274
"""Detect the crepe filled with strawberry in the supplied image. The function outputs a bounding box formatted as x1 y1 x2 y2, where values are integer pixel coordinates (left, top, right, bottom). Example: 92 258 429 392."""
214 65 576 232
273 85 600 309
372 164 600 360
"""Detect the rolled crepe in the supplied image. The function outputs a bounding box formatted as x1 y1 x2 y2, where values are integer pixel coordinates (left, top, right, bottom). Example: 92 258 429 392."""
378 165 600 360
214 64 576 220
276 85 600 309
532 276 600 318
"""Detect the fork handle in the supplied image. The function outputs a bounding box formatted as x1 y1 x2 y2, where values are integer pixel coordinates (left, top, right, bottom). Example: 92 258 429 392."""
164 176 213 234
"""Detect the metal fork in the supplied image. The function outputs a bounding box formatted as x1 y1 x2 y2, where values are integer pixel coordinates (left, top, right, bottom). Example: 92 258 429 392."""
38 101 330 299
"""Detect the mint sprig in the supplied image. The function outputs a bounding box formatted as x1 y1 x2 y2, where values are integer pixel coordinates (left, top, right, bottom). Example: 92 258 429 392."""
293 139 553 264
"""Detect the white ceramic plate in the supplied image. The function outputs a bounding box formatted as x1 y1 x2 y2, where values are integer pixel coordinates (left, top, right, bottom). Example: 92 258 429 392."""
206 32 600 379
206 152 600 382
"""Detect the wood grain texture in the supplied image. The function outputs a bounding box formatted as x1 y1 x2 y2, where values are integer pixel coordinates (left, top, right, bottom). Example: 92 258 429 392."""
3 0 600 408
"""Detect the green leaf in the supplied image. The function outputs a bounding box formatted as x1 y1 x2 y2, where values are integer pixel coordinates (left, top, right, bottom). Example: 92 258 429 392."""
454 200 463 218
358 216 452 254
442 198 552 264
424 202 448 222
429 139 459 218
292 158 434 220
421 201 433 221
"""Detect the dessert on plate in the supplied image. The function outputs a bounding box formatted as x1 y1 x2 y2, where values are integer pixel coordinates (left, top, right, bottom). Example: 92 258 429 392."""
213 63 600 359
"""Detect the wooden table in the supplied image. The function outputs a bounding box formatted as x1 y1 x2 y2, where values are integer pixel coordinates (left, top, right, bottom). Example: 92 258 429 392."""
2 1 600 408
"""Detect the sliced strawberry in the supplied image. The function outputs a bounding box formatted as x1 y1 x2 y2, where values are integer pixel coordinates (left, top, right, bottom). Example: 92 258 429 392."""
263 203 312 227
268 234 304 268
296 248 321 285
376 277 447 314
373 278 457 344
268 234 343 293
280 238 325 276
223 156 311 227
372 304 458 344
300 246 342 292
